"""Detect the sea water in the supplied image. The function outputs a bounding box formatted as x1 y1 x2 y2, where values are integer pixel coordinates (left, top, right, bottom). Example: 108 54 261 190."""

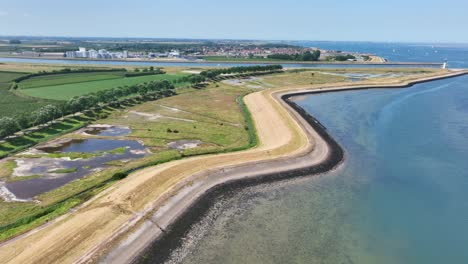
162 75 468 264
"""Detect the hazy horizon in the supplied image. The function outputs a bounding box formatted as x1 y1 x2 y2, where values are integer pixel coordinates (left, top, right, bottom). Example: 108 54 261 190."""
2 35 468 46
2 0 468 43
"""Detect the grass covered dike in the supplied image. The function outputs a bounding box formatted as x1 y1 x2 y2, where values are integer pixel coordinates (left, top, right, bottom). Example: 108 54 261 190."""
0 65 289 242
0 89 259 243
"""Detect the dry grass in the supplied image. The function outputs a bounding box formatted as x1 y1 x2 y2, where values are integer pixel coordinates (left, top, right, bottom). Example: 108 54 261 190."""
0 83 254 237
0 160 16 180
0 68 460 264
262 71 346 87
0 70 311 264
101 83 253 150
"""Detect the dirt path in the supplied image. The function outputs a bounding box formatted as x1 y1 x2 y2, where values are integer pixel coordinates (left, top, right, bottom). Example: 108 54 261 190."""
0 81 309 264
0 70 466 264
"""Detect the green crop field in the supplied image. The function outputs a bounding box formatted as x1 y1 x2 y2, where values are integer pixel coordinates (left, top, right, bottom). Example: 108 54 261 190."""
19 73 188 100
18 71 126 89
0 71 58 119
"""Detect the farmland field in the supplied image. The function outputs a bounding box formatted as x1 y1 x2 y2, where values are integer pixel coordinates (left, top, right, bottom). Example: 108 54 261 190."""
18 73 188 100
0 71 58 119
18 71 126 89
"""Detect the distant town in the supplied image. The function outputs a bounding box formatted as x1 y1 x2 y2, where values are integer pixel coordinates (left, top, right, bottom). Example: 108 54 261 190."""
0 37 384 63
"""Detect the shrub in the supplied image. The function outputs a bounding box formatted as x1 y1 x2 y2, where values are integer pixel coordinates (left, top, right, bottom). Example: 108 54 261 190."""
112 172 129 180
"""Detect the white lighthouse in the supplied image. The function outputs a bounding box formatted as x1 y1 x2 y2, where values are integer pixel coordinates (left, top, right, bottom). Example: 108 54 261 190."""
442 60 448 69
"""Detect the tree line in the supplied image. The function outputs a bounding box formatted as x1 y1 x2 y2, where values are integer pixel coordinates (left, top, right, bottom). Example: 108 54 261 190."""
126 66 164 77
328 54 356 61
199 65 283 79
2 65 284 139
172 65 283 86
267 50 321 61
0 80 175 139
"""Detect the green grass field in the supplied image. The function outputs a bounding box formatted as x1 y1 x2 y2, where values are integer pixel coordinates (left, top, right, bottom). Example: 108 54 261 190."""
19 73 187 100
0 82 256 241
18 71 126 89
0 71 59 119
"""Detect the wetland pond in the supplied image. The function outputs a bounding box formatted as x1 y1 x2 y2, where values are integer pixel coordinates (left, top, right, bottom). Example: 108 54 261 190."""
5 126 148 200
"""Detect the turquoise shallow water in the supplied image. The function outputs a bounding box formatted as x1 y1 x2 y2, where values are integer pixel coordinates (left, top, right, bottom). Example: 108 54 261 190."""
163 75 468 264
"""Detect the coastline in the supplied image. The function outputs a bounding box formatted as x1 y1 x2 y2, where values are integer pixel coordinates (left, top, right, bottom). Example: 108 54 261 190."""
111 91 345 264
0 70 466 264
100 70 468 264
0 55 443 66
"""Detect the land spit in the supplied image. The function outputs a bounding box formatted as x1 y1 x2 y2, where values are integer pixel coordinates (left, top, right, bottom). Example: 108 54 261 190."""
0 70 466 264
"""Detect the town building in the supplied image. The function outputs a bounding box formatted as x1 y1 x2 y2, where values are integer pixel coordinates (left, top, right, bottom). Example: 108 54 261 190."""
64 47 128 59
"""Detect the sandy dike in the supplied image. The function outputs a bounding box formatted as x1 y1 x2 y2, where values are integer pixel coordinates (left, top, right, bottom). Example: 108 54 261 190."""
0 70 466 264
100 70 468 264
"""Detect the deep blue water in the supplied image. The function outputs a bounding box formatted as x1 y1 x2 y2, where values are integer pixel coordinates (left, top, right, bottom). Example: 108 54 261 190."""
294 41 468 68
3 41 468 68
168 75 468 263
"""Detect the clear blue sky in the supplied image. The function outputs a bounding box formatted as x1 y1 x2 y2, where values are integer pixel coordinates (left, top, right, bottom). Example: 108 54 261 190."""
1 0 467 43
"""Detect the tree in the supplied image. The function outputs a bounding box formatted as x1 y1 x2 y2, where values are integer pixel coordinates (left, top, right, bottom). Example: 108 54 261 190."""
95 90 107 103
16 114 31 129
0 117 20 138
188 74 206 84
302 51 314 61
32 109 50 127
84 95 99 109
122 86 132 96
41 104 61 121
66 98 83 115
9 39 21 44
104 90 117 102
333 54 356 61
57 104 68 118
31 105 61 126
138 85 149 96
312 50 321 60
129 85 139 94
301 50 320 61
149 66 154 72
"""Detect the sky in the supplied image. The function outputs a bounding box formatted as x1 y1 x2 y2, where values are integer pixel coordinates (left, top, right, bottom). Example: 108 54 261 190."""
1 0 468 43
